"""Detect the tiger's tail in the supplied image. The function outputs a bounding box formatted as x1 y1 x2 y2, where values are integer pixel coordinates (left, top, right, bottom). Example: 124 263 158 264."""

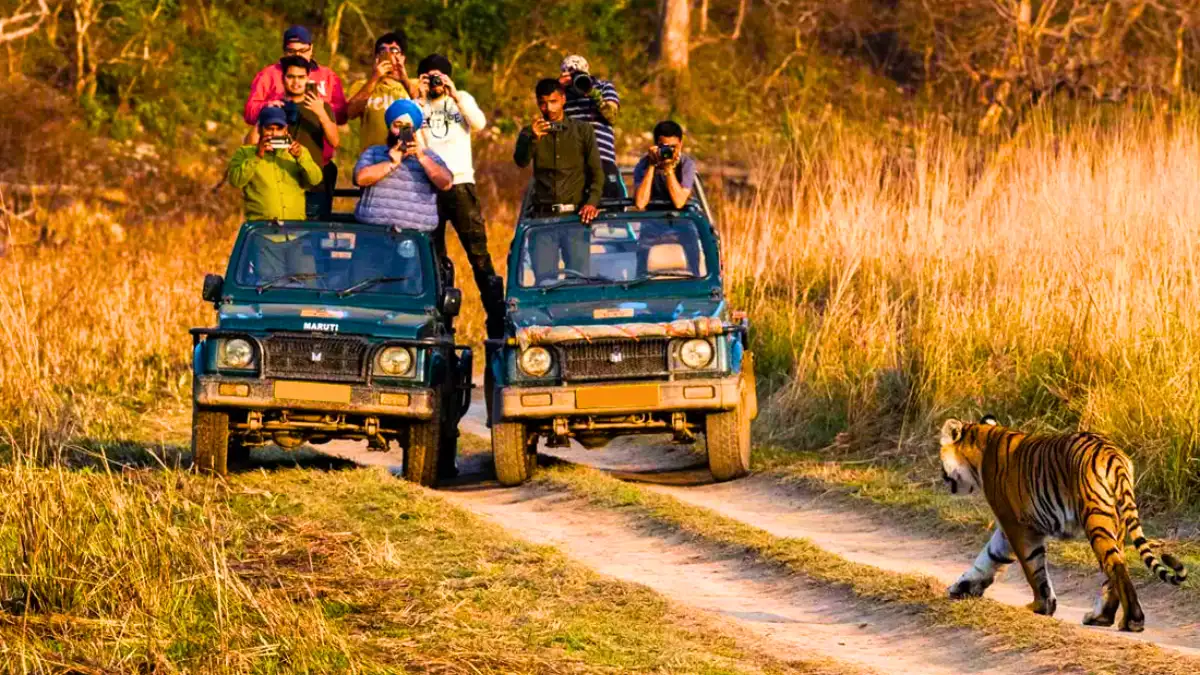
1114 460 1188 585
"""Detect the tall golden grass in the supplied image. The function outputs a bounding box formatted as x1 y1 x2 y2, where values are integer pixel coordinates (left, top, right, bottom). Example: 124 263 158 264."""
725 108 1200 507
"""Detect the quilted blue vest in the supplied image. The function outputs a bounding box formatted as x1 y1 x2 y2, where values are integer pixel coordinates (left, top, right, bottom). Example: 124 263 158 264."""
353 145 447 231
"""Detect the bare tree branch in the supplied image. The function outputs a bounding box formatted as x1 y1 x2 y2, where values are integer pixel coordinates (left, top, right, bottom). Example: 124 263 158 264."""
0 0 49 44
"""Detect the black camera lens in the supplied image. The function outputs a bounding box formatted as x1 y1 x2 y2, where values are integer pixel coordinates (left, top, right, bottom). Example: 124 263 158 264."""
428 74 442 88
658 145 675 161
572 72 594 94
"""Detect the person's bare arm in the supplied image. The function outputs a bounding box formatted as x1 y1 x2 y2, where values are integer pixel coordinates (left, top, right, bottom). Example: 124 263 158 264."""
355 146 403 187
662 165 692 209
634 157 655 210
310 98 340 148
418 150 453 191
347 60 392 120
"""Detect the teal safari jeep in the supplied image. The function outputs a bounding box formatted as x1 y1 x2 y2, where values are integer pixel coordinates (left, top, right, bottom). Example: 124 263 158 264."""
488 188 758 485
190 211 471 485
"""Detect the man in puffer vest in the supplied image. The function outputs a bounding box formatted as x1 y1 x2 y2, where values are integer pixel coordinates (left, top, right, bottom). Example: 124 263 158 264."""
353 100 453 233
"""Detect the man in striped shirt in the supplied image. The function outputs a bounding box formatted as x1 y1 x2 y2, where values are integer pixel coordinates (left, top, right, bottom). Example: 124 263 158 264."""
559 55 624 199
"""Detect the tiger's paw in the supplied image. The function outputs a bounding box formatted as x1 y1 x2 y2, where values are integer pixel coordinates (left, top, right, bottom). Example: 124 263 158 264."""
947 577 990 599
1082 611 1115 627
1025 597 1057 616
1119 618 1145 633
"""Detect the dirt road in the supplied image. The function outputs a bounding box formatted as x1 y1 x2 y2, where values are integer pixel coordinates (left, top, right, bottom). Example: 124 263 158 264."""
315 392 1198 673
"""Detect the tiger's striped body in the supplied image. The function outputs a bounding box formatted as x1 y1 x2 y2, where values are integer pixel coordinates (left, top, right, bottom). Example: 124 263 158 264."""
939 417 1187 632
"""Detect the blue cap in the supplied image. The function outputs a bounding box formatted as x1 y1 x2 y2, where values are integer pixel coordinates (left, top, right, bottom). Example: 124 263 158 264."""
385 99 423 130
283 25 312 47
257 106 288 128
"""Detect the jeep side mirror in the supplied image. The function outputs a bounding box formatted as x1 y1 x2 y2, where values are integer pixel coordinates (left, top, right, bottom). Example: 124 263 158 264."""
201 274 224 303
441 287 463 318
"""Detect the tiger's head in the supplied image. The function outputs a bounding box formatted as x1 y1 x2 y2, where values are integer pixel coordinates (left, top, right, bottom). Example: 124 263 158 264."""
939 415 998 495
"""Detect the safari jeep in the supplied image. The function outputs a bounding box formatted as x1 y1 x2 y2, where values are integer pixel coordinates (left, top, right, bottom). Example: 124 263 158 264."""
488 189 757 485
190 216 471 486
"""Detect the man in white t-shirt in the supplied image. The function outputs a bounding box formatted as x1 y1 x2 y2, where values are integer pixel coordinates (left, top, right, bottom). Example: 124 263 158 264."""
415 53 504 341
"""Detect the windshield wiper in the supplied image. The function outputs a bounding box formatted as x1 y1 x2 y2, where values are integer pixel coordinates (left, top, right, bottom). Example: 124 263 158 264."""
538 269 613 292
622 270 700 288
256 272 323 293
336 276 409 298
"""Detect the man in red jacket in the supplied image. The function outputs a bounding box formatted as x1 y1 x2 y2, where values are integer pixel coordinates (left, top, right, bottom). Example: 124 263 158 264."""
243 25 347 164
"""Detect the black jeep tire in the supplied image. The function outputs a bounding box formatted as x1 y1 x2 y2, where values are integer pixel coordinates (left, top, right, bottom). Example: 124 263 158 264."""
227 437 252 469
493 421 535 486
706 402 750 482
192 407 230 476
437 381 460 480
404 406 442 487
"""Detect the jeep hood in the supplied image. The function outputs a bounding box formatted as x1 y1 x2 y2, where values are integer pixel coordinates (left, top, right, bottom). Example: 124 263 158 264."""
509 296 723 329
217 303 435 340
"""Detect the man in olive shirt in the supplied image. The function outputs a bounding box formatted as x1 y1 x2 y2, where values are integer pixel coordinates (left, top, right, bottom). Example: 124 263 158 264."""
514 79 604 283
346 31 420 150
227 106 323 220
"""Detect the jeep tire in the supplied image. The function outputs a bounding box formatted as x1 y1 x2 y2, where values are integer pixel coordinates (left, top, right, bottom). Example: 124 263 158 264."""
706 402 750 482
192 407 231 476
405 405 442 487
493 421 535 486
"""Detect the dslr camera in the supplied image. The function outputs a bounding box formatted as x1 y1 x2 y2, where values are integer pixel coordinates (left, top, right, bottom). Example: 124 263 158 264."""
571 71 594 95
547 121 566 133
657 144 676 162
428 74 443 88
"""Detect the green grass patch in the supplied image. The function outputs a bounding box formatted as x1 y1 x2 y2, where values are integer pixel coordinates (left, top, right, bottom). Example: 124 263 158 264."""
536 463 1200 675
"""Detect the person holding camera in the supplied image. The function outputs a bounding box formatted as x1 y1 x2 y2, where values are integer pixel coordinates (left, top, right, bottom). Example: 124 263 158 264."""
514 79 604 221
243 25 347 164
347 31 421 151
515 79 604 285
413 53 504 340
354 100 453 231
227 106 324 221
244 56 341 219
559 54 622 199
633 121 696 210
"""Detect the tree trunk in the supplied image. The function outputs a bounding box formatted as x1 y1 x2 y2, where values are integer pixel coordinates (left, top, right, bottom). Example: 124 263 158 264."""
658 0 689 74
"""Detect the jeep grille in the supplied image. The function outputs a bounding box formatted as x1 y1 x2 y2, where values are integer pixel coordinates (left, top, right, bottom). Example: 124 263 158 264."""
558 338 670 382
263 334 368 382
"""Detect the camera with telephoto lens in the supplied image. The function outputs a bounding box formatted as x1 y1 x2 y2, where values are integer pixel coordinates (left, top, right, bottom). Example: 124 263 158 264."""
268 136 292 151
657 144 676 162
428 74 443 88
571 71 594 95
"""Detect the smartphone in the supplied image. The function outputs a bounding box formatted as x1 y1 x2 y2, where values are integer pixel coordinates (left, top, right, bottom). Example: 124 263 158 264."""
396 126 416 145
305 81 319 97
268 136 291 151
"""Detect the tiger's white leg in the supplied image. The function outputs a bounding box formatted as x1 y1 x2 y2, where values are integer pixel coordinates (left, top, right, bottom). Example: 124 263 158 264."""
948 526 1015 599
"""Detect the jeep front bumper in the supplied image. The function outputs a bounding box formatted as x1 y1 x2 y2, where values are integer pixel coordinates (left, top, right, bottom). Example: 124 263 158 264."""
194 375 435 420
496 375 745 420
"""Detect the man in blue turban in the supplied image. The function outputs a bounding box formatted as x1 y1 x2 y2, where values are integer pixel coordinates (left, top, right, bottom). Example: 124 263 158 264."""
353 99 453 232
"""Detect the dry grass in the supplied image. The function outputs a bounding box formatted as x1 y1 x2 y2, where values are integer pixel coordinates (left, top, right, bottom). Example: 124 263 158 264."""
720 106 1200 508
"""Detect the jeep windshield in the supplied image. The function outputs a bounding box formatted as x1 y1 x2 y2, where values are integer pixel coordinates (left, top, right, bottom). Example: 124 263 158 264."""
515 218 709 289
233 226 425 296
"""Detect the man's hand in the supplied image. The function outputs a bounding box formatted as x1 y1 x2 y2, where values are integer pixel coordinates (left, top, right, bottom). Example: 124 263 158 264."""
579 204 599 224
647 145 660 165
265 100 285 109
373 58 393 82
388 143 406 165
256 134 273 158
439 72 459 100
288 141 303 158
531 118 551 139
303 91 326 118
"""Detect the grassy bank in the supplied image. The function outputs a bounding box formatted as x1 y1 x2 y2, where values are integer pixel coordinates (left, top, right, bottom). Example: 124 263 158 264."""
535 463 1200 675
722 106 1200 509
0 458 857 673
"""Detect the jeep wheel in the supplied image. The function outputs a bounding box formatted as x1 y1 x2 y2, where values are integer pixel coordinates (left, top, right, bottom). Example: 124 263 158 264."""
493 421 535 486
404 409 442 487
228 437 252 469
192 407 230 476
706 403 750 482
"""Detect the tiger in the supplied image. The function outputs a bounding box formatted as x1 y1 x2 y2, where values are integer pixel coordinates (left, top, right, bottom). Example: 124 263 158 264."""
939 415 1187 632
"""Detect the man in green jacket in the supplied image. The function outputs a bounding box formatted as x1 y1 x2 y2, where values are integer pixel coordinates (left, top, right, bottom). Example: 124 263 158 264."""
227 106 323 220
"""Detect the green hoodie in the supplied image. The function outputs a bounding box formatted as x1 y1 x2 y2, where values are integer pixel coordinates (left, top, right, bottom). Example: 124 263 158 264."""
227 145 323 220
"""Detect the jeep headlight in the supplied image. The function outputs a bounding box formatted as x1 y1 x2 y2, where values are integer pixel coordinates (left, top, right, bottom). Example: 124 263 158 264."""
679 339 714 369
218 338 254 369
376 346 414 376
519 346 552 377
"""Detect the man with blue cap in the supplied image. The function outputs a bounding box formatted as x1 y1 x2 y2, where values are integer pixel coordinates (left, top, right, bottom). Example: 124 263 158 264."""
244 24 347 162
354 99 453 233
227 106 323 220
